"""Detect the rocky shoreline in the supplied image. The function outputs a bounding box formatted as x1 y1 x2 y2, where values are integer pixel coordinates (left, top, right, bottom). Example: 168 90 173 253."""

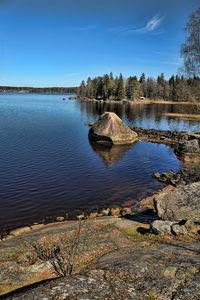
131 126 200 146
1 181 200 299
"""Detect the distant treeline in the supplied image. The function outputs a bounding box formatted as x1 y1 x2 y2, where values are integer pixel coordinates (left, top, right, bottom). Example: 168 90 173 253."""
78 72 200 101
0 86 78 94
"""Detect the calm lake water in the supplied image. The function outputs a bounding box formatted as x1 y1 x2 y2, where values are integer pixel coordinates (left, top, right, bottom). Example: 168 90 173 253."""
0 93 199 231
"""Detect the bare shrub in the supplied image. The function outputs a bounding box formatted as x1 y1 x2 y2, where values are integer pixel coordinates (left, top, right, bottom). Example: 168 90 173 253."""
31 219 84 277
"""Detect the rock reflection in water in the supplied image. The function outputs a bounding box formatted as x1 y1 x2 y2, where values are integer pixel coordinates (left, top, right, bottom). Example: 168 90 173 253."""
89 141 137 167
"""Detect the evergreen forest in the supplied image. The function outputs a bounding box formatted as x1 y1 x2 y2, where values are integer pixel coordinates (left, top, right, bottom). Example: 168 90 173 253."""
78 72 200 102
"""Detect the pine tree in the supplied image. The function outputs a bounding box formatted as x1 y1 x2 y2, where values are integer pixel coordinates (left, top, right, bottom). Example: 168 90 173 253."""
115 73 125 100
146 78 156 99
85 77 94 98
157 73 165 87
126 76 142 100
102 74 111 100
109 72 114 81
92 78 98 99
79 80 86 96
169 75 177 101
97 77 104 99
139 73 145 83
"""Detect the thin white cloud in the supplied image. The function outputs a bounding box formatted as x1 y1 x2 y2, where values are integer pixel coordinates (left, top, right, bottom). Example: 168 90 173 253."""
108 15 164 35
107 26 133 33
154 51 177 56
146 15 162 32
72 25 96 32
127 15 164 34
138 57 183 66
153 51 183 65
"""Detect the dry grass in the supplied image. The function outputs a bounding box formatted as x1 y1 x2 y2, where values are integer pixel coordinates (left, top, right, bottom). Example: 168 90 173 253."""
120 225 200 247
29 221 118 278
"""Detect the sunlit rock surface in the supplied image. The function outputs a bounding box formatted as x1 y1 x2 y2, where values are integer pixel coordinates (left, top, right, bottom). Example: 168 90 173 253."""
89 112 138 145
154 182 200 222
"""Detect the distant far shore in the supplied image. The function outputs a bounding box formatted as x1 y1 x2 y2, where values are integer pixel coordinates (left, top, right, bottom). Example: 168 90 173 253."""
0 86 78 94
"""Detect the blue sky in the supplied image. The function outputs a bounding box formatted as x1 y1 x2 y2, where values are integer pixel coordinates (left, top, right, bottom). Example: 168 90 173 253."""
0 0 199 87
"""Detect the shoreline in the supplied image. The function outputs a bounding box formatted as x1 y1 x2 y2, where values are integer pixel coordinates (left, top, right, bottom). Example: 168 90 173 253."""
74 95 200 105
0 184 175 242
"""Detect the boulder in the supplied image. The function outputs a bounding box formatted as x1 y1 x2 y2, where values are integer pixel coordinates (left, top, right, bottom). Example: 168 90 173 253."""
175 139 199 155
154 182 200 222
150 220 188 236
150 220 174 235
88 112 138 145
171 224 187 236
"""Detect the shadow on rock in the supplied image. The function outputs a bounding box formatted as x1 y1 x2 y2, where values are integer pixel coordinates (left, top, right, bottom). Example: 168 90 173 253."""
136 227 151 235
121 210 159 225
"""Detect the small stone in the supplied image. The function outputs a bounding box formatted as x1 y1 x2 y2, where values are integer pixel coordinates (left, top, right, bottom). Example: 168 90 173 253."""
153 172 160 179
97 213 103 217
150 220 174 235
89 212 98 218
77 214 85 220
110 207 121 216
56 216 65 222
101 209 110 216
171 224 187 236
121 207 132 216
163 267 177 278
162 171 175 179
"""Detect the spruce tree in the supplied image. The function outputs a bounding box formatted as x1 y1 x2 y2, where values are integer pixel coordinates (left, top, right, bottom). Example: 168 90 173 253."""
86 77 94 98
126 76 141 100
115 73 125 100
102 74 111 100
139 73 145 83
79 80 86 96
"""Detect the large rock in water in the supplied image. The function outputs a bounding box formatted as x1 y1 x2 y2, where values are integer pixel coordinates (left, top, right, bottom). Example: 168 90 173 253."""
88 112 138 145
154 182 200 222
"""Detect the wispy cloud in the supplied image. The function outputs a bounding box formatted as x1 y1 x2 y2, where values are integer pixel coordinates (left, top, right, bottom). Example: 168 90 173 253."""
153 51 183 66
137 57 183 66
108 26 133 33
72 25 96 32
154 51 177 57
108 15 164 35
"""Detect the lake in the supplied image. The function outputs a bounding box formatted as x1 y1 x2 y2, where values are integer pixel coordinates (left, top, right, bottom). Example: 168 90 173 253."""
0 93 199 232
